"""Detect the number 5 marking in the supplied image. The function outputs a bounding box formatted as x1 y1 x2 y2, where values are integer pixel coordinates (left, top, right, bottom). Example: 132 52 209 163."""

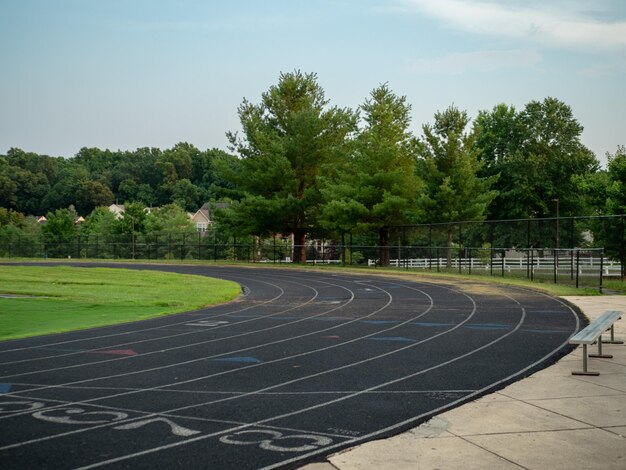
114 417 201 437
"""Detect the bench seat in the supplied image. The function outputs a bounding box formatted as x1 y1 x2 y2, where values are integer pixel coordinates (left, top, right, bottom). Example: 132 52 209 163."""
569 310 622 375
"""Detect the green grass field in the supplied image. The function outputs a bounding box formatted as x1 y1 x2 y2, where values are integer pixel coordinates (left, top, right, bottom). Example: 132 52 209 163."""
0 266 241 341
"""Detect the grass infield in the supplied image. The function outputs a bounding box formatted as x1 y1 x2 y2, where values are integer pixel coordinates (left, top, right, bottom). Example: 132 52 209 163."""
0 266 241 341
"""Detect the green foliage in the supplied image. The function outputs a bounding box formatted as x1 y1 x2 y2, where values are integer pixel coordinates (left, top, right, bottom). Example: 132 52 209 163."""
0 82 622 262
144 203 195 235
581 146 626 259
605 146 626 215
0 142 237 217
418 105 497 265
114 202 148 235
0 148 56 214
81 207 118 238
75 180 115 214
320 84 421 264
419 105 497 224
42 208 76 244
220 71 357 261
474 98 599 221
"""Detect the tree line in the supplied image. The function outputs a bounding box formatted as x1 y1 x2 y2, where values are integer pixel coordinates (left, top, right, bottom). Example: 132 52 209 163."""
1 71 625 262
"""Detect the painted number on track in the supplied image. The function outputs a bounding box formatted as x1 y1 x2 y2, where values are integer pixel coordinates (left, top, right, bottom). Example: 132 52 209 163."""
186 320 229 327
219 430 332 453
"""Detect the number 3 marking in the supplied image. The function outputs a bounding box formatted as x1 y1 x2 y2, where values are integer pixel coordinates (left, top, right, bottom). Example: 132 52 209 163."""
220 430 332 452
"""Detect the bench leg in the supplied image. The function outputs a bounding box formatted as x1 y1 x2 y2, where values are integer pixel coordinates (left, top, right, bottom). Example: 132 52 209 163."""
590 334 613 359
601 325 624 345
572 344 600 376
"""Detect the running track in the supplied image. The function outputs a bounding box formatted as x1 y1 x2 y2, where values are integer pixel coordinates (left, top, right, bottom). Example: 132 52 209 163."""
0 264 582 469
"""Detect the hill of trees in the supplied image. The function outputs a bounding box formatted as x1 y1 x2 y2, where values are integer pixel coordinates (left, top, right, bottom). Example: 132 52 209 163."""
1 71 624 260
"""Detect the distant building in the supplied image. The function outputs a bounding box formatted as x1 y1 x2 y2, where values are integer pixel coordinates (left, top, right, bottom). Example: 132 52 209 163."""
189 202 230 233
108 204 125 220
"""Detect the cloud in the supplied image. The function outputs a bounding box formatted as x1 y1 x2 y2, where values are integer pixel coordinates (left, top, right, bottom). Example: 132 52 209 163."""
407 48 542 75
403 0 626 50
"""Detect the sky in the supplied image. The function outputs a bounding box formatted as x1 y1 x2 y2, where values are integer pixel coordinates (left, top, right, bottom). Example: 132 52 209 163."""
1 0 625 166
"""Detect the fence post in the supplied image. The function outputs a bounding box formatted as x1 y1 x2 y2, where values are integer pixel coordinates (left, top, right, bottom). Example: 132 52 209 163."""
553 249 557 284
428 226 433 270
530 250 534 281
600 249 604 293
468 248 472 275
501 250 505 277
350 233 353 265
619 215 626 281
576 249 580 288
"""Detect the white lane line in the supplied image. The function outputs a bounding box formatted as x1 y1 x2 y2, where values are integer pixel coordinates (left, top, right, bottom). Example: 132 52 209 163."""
2 390 352 441
0 280 409 442
3 282 481 454
0 274 368 378
0 273 286 363
74 292 531 469
5 276 552 468
0 262 351 357
263 297 581 470
9 382 477 395
0 275 348 374
0 280 358 387
0 277 382 411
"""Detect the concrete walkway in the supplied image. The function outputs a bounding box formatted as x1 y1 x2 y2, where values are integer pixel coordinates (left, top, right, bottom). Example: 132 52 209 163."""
302 296 626 470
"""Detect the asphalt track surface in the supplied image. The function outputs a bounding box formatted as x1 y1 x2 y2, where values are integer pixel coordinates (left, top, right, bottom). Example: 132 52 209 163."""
0 263 582 469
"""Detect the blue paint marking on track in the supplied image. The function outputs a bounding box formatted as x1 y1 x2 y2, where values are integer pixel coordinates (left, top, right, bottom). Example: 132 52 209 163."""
522 328 572 334
0 383 12 393
361 320 399 325
413 322 455 327
464 323 511 330
369 336 415 342
212 356 262 363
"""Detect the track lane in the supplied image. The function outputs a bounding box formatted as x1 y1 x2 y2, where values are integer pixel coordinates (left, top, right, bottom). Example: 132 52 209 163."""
0 264 580 469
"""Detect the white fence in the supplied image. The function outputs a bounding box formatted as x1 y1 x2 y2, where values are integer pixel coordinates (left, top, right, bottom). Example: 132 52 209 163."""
368 256 622 275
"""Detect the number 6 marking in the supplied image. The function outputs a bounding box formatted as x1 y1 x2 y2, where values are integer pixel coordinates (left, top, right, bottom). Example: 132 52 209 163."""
32 408 128 424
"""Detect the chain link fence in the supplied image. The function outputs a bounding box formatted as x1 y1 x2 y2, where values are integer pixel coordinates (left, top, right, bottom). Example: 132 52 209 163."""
1 215 624 291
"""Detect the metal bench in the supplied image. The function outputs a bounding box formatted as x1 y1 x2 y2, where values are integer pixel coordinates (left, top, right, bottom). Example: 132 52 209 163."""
569 310 623 375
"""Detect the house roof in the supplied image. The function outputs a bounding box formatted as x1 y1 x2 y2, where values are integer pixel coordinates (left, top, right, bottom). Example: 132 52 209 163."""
189 202 231 224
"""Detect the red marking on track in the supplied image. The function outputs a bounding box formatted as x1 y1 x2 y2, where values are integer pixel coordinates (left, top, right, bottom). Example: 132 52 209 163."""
92 349 138 356
322 335 340 339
